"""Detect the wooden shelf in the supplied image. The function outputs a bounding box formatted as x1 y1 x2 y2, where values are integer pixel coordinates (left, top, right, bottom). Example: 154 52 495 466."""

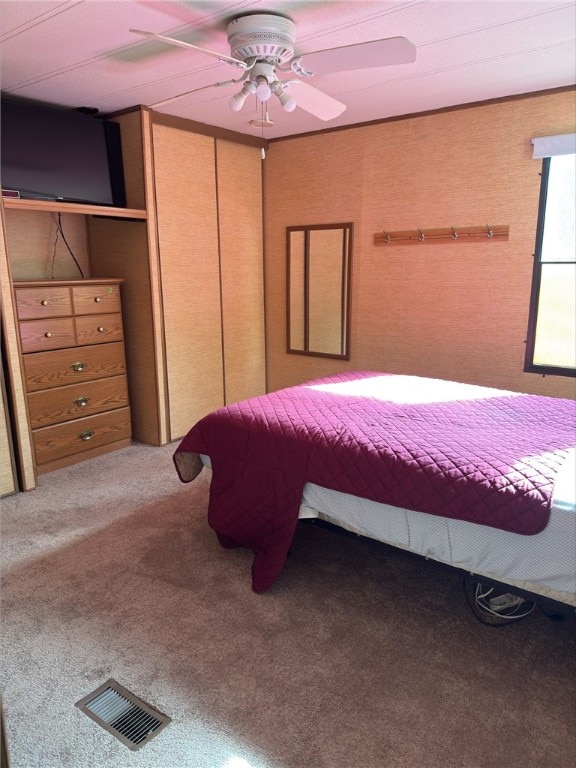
12 278 124 287
2 197 147 220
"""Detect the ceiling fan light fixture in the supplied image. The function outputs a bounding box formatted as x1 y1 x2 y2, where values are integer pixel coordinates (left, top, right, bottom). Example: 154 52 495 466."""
254 76 272 102
229 91 247 111
229 80 256 111
272 82 297 112
279 91 296 112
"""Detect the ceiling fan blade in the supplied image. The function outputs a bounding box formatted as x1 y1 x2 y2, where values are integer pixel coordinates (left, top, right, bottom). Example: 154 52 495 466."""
287 80 346 121
294 36 416 76
150 78 241 108
129 29 248 68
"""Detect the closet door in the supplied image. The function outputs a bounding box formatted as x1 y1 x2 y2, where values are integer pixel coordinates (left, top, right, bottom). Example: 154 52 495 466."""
216 139 266 404
152 125 225 440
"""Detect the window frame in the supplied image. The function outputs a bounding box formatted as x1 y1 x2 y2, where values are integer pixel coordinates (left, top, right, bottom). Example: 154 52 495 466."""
524 156 576 378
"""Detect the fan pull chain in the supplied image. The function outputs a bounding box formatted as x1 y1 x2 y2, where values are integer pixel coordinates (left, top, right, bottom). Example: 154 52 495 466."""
260 102 266 160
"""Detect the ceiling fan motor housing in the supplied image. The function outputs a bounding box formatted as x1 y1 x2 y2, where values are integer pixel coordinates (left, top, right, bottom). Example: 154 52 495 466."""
227 14 296 64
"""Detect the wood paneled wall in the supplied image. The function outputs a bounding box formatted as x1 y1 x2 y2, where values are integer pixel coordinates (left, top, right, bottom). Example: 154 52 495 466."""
263 90 576 399
5 210 90 280
88 217 162 445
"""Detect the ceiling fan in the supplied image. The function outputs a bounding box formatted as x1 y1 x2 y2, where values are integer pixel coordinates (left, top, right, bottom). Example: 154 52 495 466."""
130 12 416 122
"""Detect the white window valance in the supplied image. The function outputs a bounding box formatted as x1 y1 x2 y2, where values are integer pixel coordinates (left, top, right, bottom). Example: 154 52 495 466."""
531 132 576 159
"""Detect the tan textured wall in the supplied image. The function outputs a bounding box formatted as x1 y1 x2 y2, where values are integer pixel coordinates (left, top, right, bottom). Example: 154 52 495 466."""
264 90 576 399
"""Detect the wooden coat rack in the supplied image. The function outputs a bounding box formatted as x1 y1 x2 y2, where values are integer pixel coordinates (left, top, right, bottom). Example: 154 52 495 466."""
374 224 510 246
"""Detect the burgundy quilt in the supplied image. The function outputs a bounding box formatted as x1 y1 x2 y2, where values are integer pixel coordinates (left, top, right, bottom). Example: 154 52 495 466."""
174 371 576 593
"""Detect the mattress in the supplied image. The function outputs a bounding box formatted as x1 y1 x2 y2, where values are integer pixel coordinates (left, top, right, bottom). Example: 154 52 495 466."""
299 446 576 606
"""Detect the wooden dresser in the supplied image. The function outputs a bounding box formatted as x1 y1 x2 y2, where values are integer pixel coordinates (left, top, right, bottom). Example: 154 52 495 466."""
14 279 132 474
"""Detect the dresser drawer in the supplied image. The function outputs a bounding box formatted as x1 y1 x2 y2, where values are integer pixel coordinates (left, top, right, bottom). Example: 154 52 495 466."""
75 313 124 345
33 407 131 466
19 317 76 353
15 286 72 320
23 342 126 392
72 284 121 315
27 375 129 429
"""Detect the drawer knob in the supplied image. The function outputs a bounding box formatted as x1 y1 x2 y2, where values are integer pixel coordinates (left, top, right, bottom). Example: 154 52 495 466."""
97 326 105 333
44 332 52 338
40 300 49 306
94 296 102 303
75 396 90 407
79 430 94 441
70 361 87 372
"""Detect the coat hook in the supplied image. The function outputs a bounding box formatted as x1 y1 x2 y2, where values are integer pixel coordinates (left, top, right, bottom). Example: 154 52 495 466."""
382 230 391 243
486 224 494 238
418 228 425 241
451 226 458 240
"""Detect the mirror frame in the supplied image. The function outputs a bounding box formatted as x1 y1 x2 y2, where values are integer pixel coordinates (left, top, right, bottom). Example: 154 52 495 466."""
286 222 353 360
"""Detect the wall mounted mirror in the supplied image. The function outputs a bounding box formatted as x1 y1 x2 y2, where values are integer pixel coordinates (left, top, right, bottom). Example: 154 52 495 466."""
287 223 352 359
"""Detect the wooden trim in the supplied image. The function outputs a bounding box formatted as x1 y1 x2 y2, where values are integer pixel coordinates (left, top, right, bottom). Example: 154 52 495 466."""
150 110 266 148
142 109 170 445
344 225 353 360
303 229 310 352
270 85 576 143
0 203 36 490
214 139 227 403
261 145 269 394
102 105 143 119
286 223 353 360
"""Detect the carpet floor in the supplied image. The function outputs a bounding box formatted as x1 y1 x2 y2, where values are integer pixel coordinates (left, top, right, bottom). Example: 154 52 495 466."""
1 442 575 768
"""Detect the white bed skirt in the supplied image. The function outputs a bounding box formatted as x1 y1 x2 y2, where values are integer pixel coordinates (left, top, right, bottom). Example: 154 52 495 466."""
201 452 576 606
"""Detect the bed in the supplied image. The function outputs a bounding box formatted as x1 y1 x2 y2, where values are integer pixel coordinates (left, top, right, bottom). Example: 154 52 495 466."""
173 371 576 622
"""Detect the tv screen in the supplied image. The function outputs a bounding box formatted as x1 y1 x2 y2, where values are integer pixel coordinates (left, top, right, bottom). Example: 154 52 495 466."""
0 98 126 207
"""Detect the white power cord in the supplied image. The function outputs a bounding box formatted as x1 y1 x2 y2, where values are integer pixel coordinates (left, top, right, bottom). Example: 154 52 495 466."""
474 584 535 620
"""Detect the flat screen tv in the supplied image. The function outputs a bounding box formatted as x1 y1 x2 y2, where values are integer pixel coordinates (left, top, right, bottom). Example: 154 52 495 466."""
0 98 126 207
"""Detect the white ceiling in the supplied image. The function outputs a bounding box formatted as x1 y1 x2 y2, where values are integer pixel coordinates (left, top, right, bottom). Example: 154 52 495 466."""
1 0 575 140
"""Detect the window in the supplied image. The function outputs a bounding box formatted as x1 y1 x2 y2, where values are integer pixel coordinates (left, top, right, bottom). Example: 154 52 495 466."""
525 136 576 377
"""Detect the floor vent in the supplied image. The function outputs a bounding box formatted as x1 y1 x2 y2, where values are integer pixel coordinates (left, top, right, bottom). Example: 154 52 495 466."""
75 679 171 751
